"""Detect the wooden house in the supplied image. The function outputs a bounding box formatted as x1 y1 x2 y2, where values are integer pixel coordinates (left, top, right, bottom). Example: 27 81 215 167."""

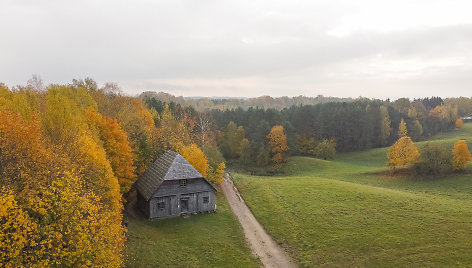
135 150 217 219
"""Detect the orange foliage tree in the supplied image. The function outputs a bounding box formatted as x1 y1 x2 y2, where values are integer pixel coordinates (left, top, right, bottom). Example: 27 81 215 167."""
91 89 158 174
456 118 464 128
85 109 136 195
452 139 471 171
266 125 289 164
0 108 124 267
387 136 420 172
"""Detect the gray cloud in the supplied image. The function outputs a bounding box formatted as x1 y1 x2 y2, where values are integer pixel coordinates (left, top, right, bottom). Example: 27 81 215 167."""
1 0 471 98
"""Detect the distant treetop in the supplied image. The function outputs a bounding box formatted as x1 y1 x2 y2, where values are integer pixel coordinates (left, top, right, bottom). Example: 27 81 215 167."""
140 91 352 111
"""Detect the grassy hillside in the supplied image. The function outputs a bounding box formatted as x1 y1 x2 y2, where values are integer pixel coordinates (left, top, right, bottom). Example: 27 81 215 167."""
232 124 472 267
125 192 259 267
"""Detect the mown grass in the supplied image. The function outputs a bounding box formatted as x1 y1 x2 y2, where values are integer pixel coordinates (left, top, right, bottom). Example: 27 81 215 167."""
232 123 472 267
125 192 259 267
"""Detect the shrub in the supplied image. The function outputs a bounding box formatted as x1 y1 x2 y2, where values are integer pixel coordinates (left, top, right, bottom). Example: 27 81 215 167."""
414 143 452 176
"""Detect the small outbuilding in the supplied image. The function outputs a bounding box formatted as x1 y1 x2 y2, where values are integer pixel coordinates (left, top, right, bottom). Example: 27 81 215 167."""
135 150 217 219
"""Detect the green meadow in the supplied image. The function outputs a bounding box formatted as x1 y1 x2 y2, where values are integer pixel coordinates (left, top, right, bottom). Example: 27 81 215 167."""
232 124 472 267
125 192 259 267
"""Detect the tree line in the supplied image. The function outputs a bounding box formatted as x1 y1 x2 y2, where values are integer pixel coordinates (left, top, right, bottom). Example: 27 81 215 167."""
143 95 464 175
141 91 351 111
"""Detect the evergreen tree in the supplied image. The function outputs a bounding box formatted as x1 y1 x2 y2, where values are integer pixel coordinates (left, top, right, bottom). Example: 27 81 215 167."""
379 105 392 146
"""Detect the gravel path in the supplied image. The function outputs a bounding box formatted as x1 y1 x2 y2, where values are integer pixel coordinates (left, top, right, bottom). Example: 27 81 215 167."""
221 174 296 268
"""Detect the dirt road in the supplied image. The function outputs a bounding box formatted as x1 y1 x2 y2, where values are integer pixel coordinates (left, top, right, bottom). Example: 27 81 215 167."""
221 174 296 268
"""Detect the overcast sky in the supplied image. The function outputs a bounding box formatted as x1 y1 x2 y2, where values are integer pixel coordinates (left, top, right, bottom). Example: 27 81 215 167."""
1 0 472 98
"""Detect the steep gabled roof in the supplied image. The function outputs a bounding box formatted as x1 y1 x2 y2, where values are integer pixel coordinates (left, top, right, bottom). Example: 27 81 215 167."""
135 150 216 200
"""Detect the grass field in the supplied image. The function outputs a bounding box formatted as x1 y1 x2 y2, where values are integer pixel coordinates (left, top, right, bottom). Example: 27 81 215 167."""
125 191 259 267
232 124 472 267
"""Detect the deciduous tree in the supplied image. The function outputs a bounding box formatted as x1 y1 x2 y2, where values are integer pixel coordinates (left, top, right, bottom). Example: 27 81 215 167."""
0 108 125 267
178 143 209 177
85 109 136 195
452 140 471 171
239 138 252 165
414 143 452 175
387 136 420 171
409 120 423 141
315 138 336 160
256 144 271 167
220 121 245 159
297 134 318 156
203 145 226 184
267 125 289 164
0 190 37 267
398 118 408 138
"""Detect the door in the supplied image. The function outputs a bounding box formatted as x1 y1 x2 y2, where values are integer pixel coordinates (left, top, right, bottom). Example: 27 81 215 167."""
180 198 189 213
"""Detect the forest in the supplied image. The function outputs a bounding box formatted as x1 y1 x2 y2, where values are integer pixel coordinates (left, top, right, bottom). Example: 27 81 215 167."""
0 78 223 267
144 92 465 173
1 77 471 266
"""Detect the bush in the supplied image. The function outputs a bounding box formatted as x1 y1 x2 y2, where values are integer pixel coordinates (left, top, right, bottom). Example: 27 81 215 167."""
414 143 452 176
315 138 336 160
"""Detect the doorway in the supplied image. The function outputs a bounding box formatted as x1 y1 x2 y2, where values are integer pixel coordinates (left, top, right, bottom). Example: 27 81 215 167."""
180 198 189 213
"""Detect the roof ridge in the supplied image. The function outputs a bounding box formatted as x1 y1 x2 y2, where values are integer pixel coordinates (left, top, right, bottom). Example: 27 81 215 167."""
161 152 180 181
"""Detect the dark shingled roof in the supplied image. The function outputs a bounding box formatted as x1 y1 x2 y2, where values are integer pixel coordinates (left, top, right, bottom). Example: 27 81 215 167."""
135 150 216 200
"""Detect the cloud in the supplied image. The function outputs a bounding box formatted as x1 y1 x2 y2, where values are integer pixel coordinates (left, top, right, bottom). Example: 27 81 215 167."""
0 0 471 98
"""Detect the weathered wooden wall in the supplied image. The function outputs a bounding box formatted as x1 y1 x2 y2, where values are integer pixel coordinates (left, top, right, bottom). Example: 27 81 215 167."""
146 178 216 219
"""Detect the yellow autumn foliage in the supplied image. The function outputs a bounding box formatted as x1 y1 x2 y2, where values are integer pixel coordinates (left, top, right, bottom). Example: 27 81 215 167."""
178 143 209 177
0 190 37 268
85 109 136 195
215 162 226 184
398 118 408 137
267 125 289 164
387 136 420 171
452 140 471 171
0 107 125 267
207 162 226 184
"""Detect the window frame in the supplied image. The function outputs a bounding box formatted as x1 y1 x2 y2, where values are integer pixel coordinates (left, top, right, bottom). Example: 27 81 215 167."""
180 179 187 187
203 196 209 204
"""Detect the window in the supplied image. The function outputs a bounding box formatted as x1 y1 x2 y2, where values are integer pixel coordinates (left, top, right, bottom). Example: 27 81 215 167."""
180 179 187 187
157 202 165 210
203 197 209 204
